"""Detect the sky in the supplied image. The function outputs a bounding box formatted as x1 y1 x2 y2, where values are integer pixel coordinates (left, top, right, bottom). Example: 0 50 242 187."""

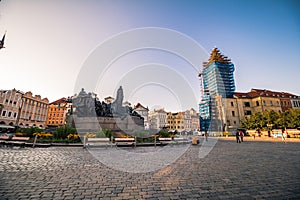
0 0 299 112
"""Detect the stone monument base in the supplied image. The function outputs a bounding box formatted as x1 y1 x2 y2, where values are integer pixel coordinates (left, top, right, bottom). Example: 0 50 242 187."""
74 116 144 137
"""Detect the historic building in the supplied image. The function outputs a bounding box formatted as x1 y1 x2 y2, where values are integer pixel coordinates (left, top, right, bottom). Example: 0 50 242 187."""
216 89 300 132
186 108 200 131
199 48 235 132
46 97 72 127
133 103 149 130
148 108 167 130
167 112 185 132
0 89 23 127
167 109 200 133
18 91 49 128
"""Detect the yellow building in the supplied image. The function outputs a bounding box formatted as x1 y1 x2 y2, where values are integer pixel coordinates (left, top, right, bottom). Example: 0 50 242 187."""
218 89 299 132
167 112 185 132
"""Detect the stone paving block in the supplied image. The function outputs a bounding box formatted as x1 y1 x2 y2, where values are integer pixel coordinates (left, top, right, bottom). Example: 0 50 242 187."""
0 140 299 199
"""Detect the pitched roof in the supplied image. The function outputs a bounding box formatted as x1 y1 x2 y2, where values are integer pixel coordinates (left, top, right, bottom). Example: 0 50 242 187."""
50 97 67 105
203 47 232 68
134 103 149 111
234 89 299 99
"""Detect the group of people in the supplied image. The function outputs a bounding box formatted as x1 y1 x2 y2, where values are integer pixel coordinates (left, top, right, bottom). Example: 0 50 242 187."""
236 130 244 143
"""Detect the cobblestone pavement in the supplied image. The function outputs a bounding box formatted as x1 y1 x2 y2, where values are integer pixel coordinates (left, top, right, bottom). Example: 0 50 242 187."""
0 140 299 199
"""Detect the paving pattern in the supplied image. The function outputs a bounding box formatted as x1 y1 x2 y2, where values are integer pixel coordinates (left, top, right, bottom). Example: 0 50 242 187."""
0 139 299 199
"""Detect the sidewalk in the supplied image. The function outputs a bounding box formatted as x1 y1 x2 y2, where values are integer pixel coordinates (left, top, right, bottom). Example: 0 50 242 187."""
219 136 300 143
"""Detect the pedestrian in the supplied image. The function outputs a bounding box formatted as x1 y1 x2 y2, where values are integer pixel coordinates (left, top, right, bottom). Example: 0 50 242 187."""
205 131 208 141
282 130 287 142
236 131 240 143
239 131 244 142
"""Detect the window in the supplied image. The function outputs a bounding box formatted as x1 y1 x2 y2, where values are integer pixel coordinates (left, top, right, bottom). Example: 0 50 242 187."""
232 111 235 117
263 100 266 106
227 120 231 126
2 110 6 117
270 101 273 106
244 110 252 115
8 112 12 117
14 113 17 118
243 102 250 107
231 102 234 107
256 101 259 106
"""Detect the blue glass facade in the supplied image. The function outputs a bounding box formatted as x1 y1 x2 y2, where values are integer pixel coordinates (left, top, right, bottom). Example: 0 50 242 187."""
199 48 235 131
202 62 235 98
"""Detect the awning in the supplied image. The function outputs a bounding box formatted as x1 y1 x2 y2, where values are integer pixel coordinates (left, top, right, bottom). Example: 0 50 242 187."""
0 125 15 129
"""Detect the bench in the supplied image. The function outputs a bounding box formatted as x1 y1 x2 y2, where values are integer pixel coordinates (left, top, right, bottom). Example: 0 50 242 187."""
115 137 136 148
173 137 189 145
0 136 10 147
158 137 173 146
1 136 30 148
84 137 113 148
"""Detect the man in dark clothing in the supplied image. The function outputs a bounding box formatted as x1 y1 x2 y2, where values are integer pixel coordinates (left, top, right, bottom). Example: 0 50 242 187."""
236 131 241 143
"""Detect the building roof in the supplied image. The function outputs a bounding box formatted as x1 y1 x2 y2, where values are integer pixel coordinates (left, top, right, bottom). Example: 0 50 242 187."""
234 89 299 99
203 47 232 68
49 97 67 105
134 103 149 111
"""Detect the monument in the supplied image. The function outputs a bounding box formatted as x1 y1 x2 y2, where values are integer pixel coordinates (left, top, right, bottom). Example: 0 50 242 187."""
71 86 144 137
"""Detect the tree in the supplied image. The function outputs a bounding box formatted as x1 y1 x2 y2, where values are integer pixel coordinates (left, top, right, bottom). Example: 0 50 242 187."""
240 109 300 131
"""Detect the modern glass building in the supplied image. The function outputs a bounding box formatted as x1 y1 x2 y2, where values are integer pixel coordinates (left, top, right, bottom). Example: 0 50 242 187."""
199 48 235 132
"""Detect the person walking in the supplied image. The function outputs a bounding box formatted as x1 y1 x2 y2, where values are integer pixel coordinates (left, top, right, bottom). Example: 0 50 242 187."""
236 131 241 143
204 131 208 141
239 131 244 142
282 130 287 143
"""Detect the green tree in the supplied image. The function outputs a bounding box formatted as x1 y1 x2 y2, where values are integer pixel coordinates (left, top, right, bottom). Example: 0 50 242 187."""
241 109 300 131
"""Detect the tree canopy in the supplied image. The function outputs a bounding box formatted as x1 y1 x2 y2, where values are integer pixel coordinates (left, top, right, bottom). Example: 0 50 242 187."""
240 109 300 130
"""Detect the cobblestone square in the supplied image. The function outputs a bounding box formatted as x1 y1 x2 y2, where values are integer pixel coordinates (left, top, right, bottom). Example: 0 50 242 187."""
0 139 299 199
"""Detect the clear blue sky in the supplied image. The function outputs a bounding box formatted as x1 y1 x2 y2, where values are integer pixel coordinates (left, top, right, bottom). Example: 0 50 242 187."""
0 0 299 112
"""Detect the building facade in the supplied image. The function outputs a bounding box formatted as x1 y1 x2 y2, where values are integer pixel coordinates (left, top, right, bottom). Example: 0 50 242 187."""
0 89 23 126
217 89 300 132
167 109 200 133
199 48 235 132
46 97 71 127
18 91 49 128
149 108 167 130
133 103 149 130
167 112 185 132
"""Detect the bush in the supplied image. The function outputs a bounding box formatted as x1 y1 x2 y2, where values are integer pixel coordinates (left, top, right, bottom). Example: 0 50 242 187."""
15 127 43 138
52 125 77 139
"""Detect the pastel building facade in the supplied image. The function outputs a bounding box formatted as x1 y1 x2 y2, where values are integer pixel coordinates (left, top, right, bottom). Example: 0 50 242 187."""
0 89 23 126
18 91 49 128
